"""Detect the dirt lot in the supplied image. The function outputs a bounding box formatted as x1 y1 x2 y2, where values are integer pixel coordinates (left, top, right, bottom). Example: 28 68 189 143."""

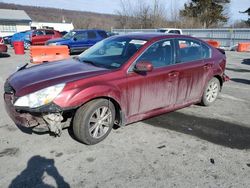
0 48 250 188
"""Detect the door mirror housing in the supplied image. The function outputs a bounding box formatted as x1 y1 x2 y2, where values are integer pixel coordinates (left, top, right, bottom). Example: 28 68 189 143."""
134 61 153 72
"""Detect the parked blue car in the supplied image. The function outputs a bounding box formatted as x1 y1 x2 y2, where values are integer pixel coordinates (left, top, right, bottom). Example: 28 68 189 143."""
11 30 32 46
46 29 108 53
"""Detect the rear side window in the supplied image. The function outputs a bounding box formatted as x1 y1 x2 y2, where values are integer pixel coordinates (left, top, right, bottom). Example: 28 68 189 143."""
177 39 204 63
33 30 44 36
201 43 211 59
87 31 97 39
45 30 54 35
169 30 181 34
137 39 174 68
97 31 108 38
157 29 167 33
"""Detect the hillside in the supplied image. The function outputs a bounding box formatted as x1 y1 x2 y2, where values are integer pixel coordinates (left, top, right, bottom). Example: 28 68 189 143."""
0 3 119 30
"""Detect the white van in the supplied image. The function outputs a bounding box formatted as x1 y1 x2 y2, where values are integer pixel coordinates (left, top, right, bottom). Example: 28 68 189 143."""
157 28 183 35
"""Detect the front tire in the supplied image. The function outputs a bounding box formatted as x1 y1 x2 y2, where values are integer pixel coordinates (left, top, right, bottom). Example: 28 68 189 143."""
73 99 115 145
24 41 31 50
201 77 220 106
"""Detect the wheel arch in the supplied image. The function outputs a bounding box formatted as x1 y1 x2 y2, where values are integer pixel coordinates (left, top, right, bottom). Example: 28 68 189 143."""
214 75 223 89
78 96 124 127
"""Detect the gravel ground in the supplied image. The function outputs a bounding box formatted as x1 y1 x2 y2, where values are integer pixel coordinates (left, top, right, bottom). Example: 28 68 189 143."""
0 48 250 188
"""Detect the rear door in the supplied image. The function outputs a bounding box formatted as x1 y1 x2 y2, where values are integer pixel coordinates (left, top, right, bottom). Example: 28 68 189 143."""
174 38 212 105
87 31 99 47
43 30 56 43
126 39 179 116
31 30 45 45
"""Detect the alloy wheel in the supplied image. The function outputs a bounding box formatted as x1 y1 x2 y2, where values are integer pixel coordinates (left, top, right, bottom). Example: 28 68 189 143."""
206 81 219 103
88 106 112 139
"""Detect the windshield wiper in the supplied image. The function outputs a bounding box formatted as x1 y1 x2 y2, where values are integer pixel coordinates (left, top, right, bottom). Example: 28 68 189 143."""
16 63 28 72
82 60 98 67
73 56 80 61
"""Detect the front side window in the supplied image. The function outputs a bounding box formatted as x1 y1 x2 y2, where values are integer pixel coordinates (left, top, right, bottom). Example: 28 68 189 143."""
33 30 44 36
177 39 204 63
78 37 147 69
63 31 76 39
136 39 174 68
201 43 212 59
74 32 87 41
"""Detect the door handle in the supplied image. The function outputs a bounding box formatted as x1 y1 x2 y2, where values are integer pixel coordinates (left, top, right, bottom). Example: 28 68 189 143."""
168 71 179 78
203 64 212 70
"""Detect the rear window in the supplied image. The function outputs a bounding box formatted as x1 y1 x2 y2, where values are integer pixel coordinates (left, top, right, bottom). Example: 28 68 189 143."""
97 31 108 38
87 31 97 39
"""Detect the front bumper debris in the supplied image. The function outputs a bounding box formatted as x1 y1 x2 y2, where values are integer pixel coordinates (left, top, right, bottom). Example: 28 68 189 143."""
43 113 64 136
4 93 71 136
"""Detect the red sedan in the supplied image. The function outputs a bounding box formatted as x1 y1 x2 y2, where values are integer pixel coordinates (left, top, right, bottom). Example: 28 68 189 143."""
24 29 62 49
4 33 228 144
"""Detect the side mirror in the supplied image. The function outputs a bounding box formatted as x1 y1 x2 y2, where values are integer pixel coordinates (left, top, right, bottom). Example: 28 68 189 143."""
72 37 77 41
134 61 153 72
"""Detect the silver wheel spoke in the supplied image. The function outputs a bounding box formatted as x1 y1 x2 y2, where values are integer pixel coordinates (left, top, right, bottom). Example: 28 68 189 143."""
101 112 111 121
100 107 108 118
95 109 101 119
90 117 98 123
99 126 104 136
89 123 99 133
88 106 113 139
93 125 100 138
101 121 110 127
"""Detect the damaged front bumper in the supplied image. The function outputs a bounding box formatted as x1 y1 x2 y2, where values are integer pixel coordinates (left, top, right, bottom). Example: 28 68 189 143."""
4 93 72 136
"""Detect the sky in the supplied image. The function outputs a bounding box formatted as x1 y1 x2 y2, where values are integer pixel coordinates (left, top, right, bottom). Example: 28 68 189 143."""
0 0 249 23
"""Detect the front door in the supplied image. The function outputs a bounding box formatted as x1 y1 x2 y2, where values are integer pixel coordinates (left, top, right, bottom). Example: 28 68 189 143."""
126 39 179 117
70 32 88 51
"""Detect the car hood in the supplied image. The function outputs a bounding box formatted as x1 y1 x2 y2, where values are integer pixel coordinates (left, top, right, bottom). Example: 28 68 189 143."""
8 58 110 96
46 38 69 44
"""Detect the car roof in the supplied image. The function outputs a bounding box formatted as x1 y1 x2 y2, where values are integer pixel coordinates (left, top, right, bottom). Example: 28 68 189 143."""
73 29 106 32
157 28 182 30
112 33 190 41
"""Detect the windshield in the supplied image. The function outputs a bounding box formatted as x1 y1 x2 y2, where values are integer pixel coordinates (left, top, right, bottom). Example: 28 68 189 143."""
78 37 147 69
63 31 76 39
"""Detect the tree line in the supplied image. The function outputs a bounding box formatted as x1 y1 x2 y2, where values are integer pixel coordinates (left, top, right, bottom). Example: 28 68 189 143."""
116 0 250 29
0 1 249 30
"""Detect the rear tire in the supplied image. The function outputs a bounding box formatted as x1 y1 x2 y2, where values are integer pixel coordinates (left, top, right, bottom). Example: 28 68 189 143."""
201 77 220 106
73 99 115 145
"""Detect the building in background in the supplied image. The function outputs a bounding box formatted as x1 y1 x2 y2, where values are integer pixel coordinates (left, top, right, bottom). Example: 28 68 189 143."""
31 21 74 32
0 9 32 37
0 9 74 37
